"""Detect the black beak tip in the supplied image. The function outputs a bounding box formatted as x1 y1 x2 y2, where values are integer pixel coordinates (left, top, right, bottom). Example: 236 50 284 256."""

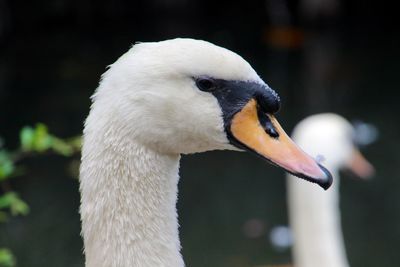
317 164 333 190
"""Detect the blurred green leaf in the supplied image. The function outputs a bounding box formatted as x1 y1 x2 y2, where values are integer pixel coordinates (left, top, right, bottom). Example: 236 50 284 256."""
0 248 15 267
0 151 14 181
32 123 52 152
19 127 35 151
51 136 81 156
52 137 73 156
0 192 16 209
0 192 29 216
66 136 82 151
20 124 54 153
20 124 81 156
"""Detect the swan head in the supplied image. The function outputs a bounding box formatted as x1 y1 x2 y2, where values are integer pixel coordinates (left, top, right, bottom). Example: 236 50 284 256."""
292 113 374 178
90 38 332 189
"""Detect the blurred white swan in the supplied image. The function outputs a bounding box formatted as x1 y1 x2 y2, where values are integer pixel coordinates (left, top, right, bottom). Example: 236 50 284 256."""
287 113 375 267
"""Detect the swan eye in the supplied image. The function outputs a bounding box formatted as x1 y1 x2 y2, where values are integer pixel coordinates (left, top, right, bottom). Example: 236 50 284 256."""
195 77 217 92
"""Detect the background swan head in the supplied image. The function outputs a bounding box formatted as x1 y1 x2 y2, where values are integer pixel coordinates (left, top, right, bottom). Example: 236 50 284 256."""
291 113 374 178
86 38 332 188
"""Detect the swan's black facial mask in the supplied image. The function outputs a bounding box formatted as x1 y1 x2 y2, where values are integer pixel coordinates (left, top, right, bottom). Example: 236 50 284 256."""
195 77 332 190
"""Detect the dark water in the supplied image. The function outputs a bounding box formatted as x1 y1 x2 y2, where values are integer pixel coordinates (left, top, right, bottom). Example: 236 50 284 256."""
1 1 399 266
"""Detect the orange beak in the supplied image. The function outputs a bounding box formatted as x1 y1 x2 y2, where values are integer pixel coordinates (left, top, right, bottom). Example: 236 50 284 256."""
229 99 332 189
346 149 375 179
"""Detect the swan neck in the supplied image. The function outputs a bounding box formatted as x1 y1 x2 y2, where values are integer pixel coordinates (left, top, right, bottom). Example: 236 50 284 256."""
80 134 184 267
288 171 349 267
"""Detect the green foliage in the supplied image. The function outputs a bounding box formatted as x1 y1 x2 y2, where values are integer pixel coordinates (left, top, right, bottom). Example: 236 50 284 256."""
20 123 81 156
0 123 81 266
0 192 29 219
0 152 14 181
0 248 15 267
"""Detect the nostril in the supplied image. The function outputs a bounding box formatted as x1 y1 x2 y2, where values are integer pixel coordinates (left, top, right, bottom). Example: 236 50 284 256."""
265 121 279 138
257 106 280 138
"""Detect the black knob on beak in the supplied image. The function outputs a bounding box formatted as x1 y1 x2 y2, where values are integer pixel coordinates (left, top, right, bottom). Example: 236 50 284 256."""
255 86 281 114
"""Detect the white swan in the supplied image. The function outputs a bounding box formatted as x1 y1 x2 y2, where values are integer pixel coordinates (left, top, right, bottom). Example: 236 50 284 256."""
79 38 332 267
287 113 374 267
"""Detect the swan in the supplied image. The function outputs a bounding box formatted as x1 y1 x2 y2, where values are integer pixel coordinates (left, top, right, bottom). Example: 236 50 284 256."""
79 38 332 267
287 113 374 267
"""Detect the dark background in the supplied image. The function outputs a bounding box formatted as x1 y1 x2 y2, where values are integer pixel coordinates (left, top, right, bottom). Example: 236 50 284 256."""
0 0 399 266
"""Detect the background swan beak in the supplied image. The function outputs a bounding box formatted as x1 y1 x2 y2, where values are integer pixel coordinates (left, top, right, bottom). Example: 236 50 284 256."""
229 99 332 190
346 149 375 179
